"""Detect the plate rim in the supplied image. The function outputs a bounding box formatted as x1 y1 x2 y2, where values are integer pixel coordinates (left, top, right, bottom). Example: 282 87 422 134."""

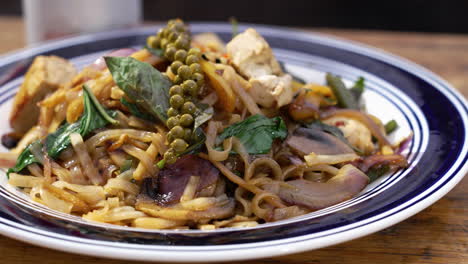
0 22 466 262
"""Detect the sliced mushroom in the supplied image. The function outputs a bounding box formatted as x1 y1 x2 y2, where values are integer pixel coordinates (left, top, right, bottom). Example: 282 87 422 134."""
286 127 354 156
274 164 369 210
140 155 220 206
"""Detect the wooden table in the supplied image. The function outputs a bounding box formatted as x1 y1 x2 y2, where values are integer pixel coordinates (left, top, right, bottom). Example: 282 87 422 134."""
0 16 466 264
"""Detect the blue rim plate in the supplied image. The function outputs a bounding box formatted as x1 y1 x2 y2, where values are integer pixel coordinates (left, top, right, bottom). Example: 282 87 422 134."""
0 23 466 262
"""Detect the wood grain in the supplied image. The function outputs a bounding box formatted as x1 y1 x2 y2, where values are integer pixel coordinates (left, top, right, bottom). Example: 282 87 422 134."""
0 17 466 264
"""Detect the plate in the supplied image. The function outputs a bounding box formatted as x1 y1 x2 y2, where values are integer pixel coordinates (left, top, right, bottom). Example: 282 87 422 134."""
0 23 466 262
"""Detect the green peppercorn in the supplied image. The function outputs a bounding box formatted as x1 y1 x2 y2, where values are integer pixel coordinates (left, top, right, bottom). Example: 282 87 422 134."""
192 72 205 87
166 42 176 50
186 55 200 65
180 113 194 127
189 63 202 74
177 65 192 80
172 20 185 32
147 35 160 49
164 149 177 164
183 128 193 141
168 31 179 42
182 102 196 115
170 94 184 109
166 116 179 129
171 138 188 153
161 27 169 37
181 80 197 95
175 35 189 50
169 85 183 96
167 107 179 117
170 61 183 75
173 75 183 84
157 28 164 36
160 38 169 49
166 131 175 143
174 49 187 62
170 125 185 138
188 48 201 57
164 46 177 60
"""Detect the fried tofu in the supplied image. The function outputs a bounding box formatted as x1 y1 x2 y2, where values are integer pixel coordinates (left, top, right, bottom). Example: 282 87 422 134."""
227 28 293 108
9 56 76 133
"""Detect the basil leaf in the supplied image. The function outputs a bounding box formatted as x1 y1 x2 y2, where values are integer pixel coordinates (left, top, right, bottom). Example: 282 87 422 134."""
367 165 390 182
181 127 206 155
144 45 164 57
6 140 43 177
350 77 365 101
105 56 172 123
120 97 155 121
218 114 288 154
194 105 213 131
45 85 117 159
120 159 133 173
177 105 213 156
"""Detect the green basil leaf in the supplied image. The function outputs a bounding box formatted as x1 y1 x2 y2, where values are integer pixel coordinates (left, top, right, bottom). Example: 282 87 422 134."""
367 165 390 183
120 97 155 121
105 56 172 123
45 85 117 159
350 76 365 101
194 105 213 131
120 159 133 173
6 140 43 177
218 114 288 154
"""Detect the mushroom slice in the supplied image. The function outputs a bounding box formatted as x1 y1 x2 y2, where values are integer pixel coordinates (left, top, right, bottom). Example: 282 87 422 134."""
286 127 355 156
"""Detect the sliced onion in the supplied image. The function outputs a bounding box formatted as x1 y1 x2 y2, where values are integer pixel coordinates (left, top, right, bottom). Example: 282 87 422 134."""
359 154 408 172
273 164 369 210
91 48 137 70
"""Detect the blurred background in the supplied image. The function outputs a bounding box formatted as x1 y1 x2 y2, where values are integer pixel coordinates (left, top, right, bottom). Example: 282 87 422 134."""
2 0 467 34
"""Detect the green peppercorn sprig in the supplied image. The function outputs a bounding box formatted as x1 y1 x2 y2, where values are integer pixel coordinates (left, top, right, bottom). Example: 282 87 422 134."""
147 19 205 164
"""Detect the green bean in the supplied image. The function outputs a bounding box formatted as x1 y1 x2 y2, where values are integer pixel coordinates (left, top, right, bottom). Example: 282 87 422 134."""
350 76 365 100
326 73 359 110
384 120 398 134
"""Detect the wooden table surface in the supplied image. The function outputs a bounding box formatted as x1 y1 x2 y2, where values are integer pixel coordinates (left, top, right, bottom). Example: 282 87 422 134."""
0 16 466 264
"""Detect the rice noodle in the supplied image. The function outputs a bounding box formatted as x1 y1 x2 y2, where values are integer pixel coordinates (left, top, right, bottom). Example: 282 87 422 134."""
85 129 157 148
205 121 233 161
8 173 43 188
70 133 103 185
180 176 200 202
245 157 283 181
121 144 155 179
27 163 44 178
53 181 105 205
199 153 286 209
